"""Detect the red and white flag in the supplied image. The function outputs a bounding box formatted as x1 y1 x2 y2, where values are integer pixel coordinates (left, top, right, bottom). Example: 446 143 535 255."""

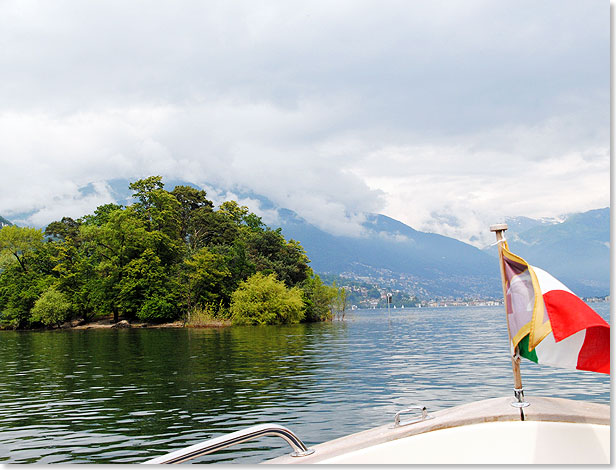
499 244 609 374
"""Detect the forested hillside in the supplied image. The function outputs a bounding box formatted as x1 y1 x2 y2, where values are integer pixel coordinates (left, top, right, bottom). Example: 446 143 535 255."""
0 177 339 329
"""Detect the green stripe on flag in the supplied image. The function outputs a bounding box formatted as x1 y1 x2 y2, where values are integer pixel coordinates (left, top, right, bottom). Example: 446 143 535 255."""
518 334 538 364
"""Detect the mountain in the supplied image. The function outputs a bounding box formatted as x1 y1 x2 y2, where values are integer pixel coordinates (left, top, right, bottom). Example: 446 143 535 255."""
500 215 563 235
0 215 12 227
276 209 502 299
484 208 609 297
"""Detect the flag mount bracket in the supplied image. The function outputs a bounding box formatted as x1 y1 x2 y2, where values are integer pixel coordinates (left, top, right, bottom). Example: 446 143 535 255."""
511 387 530 409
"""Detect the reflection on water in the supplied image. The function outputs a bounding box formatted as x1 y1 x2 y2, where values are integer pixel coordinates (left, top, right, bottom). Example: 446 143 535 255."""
0 305 609 464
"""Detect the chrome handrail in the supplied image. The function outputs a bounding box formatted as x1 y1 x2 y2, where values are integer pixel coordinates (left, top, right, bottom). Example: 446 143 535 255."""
392 405 431 428
142 423 315 464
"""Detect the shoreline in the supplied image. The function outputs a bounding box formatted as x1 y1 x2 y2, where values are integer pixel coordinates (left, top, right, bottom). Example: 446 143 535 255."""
5 316 232 332
73 318 233 330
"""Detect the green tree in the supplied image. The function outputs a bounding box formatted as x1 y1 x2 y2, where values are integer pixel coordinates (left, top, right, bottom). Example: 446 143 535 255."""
129 176 181 239
45 217 81 242
81 207 148 322
0 226 51 328
188 209 241 251
83 201 183 323
219 200 250 225
129 175 165 207
31 286 72 327
171 185 214 249
45 216 101 321
0 263 52 328
81 203 124 227
182 247 231 312
300 275 336 322
245 229 311 287
119 248 179 322
53 242 99 322
230 273 304 325
218 200 266 233
0 225 44 272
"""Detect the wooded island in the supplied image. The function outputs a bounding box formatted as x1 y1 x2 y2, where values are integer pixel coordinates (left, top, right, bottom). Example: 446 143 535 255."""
0 177 345 329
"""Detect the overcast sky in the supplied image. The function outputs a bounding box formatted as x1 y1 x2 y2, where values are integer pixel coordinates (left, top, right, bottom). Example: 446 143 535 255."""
0 0 609 246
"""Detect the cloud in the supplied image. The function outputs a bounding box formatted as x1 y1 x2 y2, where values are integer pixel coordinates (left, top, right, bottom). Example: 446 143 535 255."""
0 0 608 244
14 182 116 227
0 100 385 235
351 122 609 246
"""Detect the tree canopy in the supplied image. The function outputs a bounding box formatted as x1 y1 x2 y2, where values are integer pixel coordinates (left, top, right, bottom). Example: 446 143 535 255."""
0 177 339 329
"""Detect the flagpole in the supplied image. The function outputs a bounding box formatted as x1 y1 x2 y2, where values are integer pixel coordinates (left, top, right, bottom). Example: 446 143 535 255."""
490 224 530 412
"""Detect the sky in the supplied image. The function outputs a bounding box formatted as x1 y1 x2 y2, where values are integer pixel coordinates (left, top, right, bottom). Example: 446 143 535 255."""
0 0 610 247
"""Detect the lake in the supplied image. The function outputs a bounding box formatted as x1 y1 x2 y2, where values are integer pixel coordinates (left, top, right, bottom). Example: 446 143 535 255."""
0 305 609 464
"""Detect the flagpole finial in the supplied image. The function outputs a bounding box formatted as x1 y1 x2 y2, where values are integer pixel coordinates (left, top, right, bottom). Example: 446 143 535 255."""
490 223 508 232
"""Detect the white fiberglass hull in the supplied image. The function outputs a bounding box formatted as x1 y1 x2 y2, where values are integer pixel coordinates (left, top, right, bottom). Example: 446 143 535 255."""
267 396 610 465
316 420 609 464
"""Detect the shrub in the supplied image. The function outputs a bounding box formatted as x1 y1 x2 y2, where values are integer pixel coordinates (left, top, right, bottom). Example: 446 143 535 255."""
230 273 304 325
31 287 72 327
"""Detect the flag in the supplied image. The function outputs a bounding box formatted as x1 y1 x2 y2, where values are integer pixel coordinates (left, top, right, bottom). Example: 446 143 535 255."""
499 242 610 374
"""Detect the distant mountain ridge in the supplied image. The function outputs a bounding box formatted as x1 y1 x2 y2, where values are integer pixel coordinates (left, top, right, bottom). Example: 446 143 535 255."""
484 208 609 297
277 209 502 299
499 215 564 235
275 207 610 299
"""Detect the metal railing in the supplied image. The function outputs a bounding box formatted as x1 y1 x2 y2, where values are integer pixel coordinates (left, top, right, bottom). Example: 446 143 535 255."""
392 405 431 428
142 423 314 464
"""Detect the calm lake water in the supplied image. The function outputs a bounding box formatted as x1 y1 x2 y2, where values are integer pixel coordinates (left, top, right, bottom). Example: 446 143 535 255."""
0 305 610 464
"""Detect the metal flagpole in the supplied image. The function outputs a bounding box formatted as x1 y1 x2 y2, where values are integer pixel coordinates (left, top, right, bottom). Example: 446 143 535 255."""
490 224 530 415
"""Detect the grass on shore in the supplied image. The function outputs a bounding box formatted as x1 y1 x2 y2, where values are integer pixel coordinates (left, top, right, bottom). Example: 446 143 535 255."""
185 305 231 328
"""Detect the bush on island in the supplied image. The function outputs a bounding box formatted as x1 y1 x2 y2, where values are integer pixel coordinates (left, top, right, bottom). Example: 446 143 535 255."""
31 286 72 327
230 273 304 325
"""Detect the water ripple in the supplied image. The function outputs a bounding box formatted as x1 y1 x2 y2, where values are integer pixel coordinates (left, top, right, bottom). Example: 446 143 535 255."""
0 305 609 464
